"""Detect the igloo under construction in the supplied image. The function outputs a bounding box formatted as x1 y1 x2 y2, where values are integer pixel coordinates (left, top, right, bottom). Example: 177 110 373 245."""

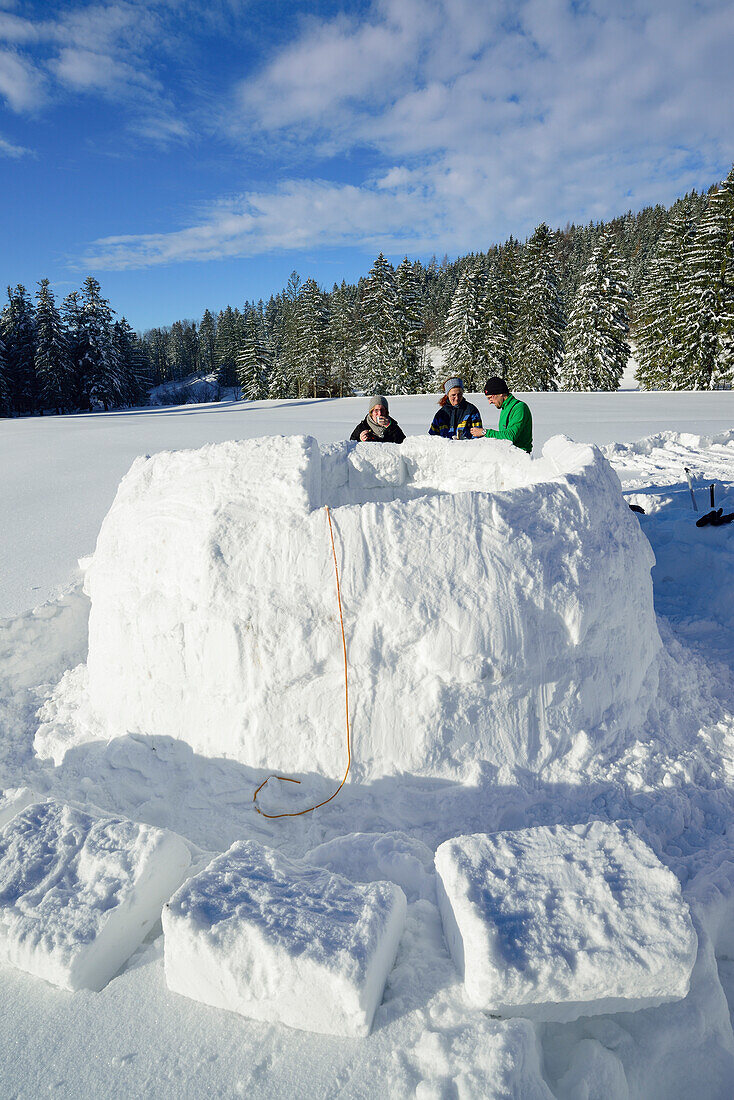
36 434 661 779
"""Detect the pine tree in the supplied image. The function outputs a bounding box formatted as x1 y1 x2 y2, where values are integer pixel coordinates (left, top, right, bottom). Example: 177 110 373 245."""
236 310 270 399
479 271 511 378
79 277 121 410
359 253 401 393
560 236 631 391
35 279 71 412
1 285 37 413
296 277 328 397
679 165 734 389
327 282 359 397
62 291 87 408
0 329 9 416
395 257 425 392
198 309 216 375
443 262 487 389
113 317 150 406
635 198 699 389
215 306 243 387
512 225 565 390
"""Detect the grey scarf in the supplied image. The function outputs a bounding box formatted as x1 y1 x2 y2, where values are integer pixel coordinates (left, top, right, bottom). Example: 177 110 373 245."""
366 412 390 439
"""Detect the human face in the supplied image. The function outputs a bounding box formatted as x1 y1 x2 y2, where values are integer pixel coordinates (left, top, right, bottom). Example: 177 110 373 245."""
370 404 388 420
447 387 463 406
486 392 505 409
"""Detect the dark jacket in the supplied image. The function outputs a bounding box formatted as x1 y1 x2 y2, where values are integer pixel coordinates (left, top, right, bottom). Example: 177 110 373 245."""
484 394 532 453
350 418 406 444
428 399 482 439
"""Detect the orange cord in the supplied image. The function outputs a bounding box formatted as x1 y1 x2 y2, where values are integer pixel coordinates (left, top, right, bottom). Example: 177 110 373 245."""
253 505 352 818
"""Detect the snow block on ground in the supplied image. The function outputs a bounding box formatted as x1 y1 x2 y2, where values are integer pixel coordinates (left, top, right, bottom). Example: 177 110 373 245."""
37 432 660 779
0 786 36 829
435 822 697 1022
0 800 191 992
163 839 407 1037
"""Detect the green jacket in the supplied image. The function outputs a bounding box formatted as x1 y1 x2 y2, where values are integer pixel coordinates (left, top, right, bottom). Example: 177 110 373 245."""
484 394 532 453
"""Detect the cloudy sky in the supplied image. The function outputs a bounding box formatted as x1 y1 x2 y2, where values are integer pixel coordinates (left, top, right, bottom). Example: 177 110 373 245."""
1 0 733 329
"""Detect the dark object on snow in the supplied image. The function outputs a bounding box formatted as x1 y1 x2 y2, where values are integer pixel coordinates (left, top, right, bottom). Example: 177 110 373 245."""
696 508 734 528
629 504 646 515
710 483 716 508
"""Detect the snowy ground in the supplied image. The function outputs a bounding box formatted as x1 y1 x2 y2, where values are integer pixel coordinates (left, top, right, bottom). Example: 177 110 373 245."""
1 390 734 1097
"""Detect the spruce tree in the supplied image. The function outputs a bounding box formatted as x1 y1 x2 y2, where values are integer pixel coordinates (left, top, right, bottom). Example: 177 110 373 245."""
679 165 734 389
1 285 37 414
62 291 88 408
479 270 511 377
79 277 121 410
560 236 630 391
113 317 150 406
0 329 9 416
360 253 401 394
512 225 565 390
35 279 71 413
296 277 328 397
395 257 425 392
443 262 488 389
635 198 699 389
198 309 216 375
236 310 269 399
328 281 359 397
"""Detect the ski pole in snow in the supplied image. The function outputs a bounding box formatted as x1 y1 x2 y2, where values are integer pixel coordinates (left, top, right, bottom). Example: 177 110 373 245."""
710 484 716 509
684 467 698 512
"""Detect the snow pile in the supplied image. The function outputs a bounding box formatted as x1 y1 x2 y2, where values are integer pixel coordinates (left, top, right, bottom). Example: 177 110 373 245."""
0 800 191 992
36 433 660 780
163 839 406 1037
0 786 35 829
435 823 697 1022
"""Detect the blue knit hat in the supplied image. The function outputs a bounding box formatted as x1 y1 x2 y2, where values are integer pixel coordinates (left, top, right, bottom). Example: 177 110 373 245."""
444 377 464 394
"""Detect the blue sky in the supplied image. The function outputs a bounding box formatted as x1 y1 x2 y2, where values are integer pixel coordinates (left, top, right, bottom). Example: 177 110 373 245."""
1 0 733 331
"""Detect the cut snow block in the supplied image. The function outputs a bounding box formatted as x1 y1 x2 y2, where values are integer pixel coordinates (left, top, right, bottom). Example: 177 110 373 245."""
435 822 697 1022
0 786 36 829
163 839 407 1037
0 800 191 992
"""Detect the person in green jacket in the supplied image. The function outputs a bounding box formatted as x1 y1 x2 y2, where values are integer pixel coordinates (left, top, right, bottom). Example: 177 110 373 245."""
470 376 532 453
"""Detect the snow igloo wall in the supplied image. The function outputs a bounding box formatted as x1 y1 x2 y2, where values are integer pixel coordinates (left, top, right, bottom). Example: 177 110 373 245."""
36 434 662 780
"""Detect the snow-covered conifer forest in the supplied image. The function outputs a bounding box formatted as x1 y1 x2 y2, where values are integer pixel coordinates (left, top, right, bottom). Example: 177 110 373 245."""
2 165 732 420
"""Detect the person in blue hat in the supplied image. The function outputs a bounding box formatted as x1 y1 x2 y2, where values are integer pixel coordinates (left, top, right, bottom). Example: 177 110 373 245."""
428 378 483 440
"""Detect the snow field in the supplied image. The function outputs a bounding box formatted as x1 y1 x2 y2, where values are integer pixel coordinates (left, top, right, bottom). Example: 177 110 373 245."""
37 432 660 782
163 839 407 1037
435 823 697 1022
0 799 191 992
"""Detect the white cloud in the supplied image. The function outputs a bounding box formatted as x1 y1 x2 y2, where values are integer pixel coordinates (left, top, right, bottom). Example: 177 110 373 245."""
0 132 33 156
0 48 46 111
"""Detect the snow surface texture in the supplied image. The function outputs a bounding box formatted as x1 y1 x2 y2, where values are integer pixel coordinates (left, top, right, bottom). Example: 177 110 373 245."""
163 839 407 1037
36 433 660 781
435 823 697 1021
0 799 191 992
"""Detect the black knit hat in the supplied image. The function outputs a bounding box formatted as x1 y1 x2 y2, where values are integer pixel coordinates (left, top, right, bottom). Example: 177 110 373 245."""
484 376 509 395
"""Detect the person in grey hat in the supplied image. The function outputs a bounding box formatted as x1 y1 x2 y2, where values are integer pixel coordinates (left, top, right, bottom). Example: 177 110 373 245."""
428 378 483 439
350 396 406 443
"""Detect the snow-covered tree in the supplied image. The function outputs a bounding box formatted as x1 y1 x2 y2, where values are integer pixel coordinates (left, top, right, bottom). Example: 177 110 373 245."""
512 225 565 390
396 256 425 392
236 310 270 399
635 197 699 390
296 277 328 397
0 328 9 416
79 277 121 410
1 284 36 413
679 165 734 389
328 281 359 397
114 317 150 406
560 237 630 391
479 267 511 379
215 306 243 387
35 279 71 412
198 309 216 375
359 253 401 394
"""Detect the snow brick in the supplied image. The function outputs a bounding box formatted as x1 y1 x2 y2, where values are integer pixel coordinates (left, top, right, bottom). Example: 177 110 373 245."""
163 839 407 1037
435 822 697 1022
0 800 191 992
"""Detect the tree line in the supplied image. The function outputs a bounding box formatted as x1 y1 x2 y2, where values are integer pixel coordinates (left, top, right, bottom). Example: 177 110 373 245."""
2 164 732 417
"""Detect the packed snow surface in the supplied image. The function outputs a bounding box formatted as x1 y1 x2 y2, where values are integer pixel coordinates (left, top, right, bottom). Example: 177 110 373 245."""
1 396 734 1098
36 432 660 781
435 823 697 1021
0 799 190 992
163 839 406 1037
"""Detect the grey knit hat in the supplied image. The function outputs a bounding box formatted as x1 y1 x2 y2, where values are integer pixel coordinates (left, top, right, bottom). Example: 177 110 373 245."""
443 377 464 394
367 395 389 414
